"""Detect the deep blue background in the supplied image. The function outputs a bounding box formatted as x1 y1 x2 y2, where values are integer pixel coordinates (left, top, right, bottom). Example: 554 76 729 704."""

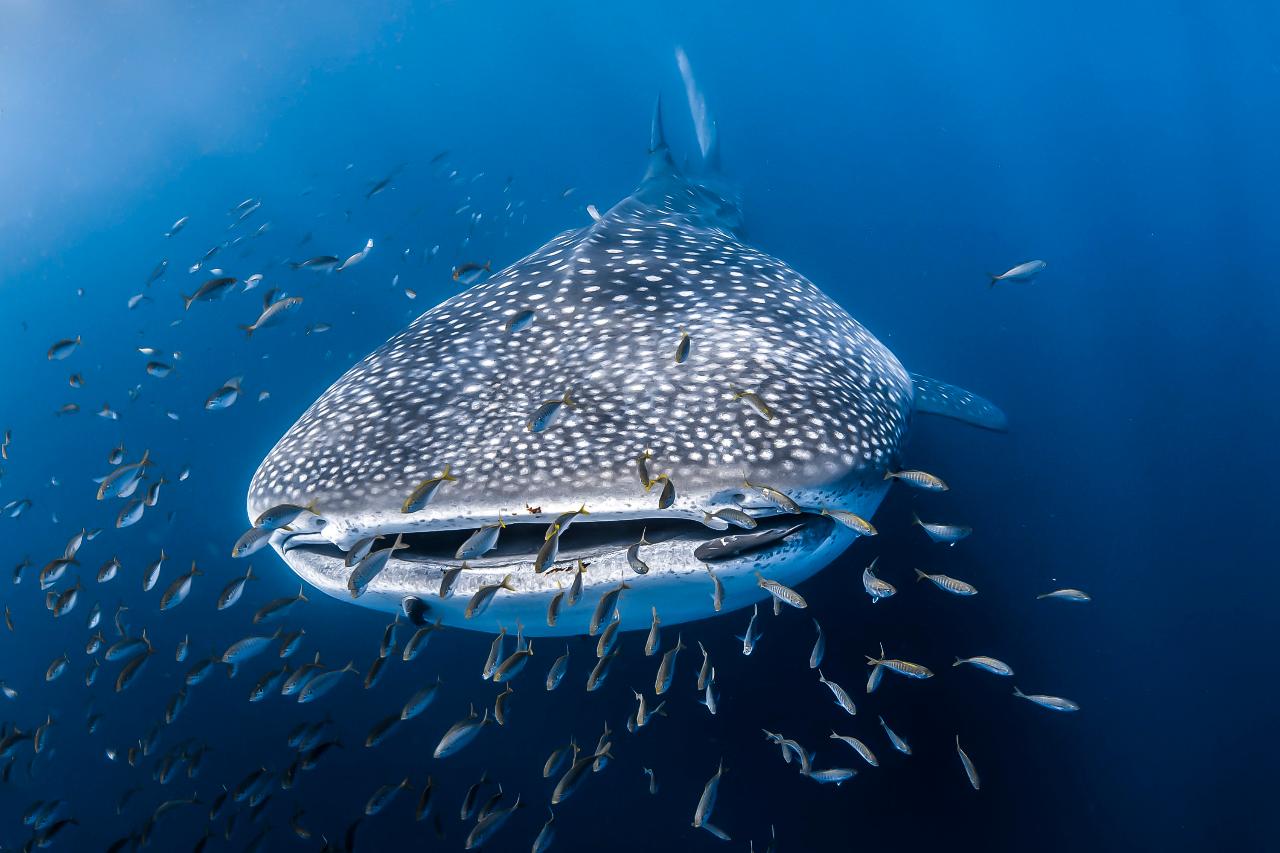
2 2 1277 850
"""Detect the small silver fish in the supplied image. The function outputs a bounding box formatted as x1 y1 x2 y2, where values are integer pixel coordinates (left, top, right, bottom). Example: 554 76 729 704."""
240 296 303 339
866 644 933 679
297 661 358 703
915 568 978 596
401 466 458 514
455 515 505 560
953 656 1014 676
493 684 514 726
696 641 712 691
493 642 534 683
634 450 654 491
988 259 1046 286
476 626 506 679
692 759 727 837
1012 686 1080 712
547 586 566 627
433 707 492 758
862 557 896 603
159 562 202 611
526 390 576 433
674 328 691 364
652 474 676 509
1036 588 1091 602
880 712 911 753
47 336 82 361
253 500 319 531
755 572 807 608
589 580 630 636
439 563 465 598
217 564 255 610
464 575 515 619
504 309 536 333
627 529 652 575
810 619 825 669
551 745 612 804
712 507 757 529
596 619 620 658
344 536 380 568
534 531 561 574
654 633 686 695
347 534 408 598
830 733 878 767
732 388 777 422
742 477 799 513
884 469 949 491
586 649 618 692
737 604 762 655
804 767 856 786
956 735 980 790
401 678 442 720
567 559 586 606
912 512 972 545
817 669 857 715
141 549 167 592
699 673 719 716
708 568 725 612
644 607 661 657
181 277 238 310
254 585 309 624
545 645 570 691
820 506 877 536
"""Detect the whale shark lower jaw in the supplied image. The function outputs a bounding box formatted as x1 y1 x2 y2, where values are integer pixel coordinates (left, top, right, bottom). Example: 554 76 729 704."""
271 501 864 636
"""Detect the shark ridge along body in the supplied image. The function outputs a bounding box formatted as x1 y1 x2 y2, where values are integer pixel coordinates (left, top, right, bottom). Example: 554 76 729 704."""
247 95 1006 636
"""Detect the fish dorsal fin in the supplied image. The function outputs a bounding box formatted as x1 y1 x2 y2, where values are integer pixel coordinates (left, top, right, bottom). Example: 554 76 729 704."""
909 373 1008 432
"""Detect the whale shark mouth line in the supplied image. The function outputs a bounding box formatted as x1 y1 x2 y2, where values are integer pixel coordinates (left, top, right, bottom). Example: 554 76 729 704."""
280 512 827 577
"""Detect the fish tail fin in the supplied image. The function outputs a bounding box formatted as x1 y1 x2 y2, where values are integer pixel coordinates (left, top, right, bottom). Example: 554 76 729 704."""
181 294 194 310
238 325 254 339
483 261 492 272
987 273 999 287
297 584 308 602
1035 593 1049 599
500 575 515 591
1013 685 1025 698
140 449 152 467
562 389 577 408
914 569 927 582
910 511 922 526
953 657 964 667
441 464 457 482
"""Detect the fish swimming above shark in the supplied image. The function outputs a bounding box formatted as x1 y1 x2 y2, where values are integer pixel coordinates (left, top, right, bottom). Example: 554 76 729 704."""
247 92 1007 636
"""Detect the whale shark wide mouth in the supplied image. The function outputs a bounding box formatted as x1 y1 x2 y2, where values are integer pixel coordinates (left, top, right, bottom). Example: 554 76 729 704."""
282 512 833 575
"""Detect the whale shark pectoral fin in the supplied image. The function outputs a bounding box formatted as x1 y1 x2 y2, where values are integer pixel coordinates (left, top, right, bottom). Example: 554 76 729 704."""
909 373 1008 432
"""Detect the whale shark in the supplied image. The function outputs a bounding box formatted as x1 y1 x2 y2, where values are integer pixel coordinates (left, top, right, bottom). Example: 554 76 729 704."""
246 97 1006 636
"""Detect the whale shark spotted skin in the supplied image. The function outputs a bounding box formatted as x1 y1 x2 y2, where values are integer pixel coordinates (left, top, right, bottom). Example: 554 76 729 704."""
247 101 1005 636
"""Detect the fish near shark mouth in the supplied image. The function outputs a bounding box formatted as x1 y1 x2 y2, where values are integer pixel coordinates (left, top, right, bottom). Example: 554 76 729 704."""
275 510 846 636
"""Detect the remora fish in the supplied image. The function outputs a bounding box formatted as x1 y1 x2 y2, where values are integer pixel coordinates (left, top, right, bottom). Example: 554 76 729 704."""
246 87 1007 635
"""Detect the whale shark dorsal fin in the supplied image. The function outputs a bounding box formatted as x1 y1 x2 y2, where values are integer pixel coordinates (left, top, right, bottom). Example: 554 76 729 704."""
644 94 678 182
910 373 1008 432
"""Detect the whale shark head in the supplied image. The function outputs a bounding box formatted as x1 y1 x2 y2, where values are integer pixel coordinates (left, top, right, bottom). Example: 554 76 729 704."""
246 98 998 636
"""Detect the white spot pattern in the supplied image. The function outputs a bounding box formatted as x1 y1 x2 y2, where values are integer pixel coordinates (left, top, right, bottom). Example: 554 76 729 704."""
248 175 913 532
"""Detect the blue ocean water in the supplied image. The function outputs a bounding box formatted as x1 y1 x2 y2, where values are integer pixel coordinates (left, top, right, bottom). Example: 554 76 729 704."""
2 2 1277 850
